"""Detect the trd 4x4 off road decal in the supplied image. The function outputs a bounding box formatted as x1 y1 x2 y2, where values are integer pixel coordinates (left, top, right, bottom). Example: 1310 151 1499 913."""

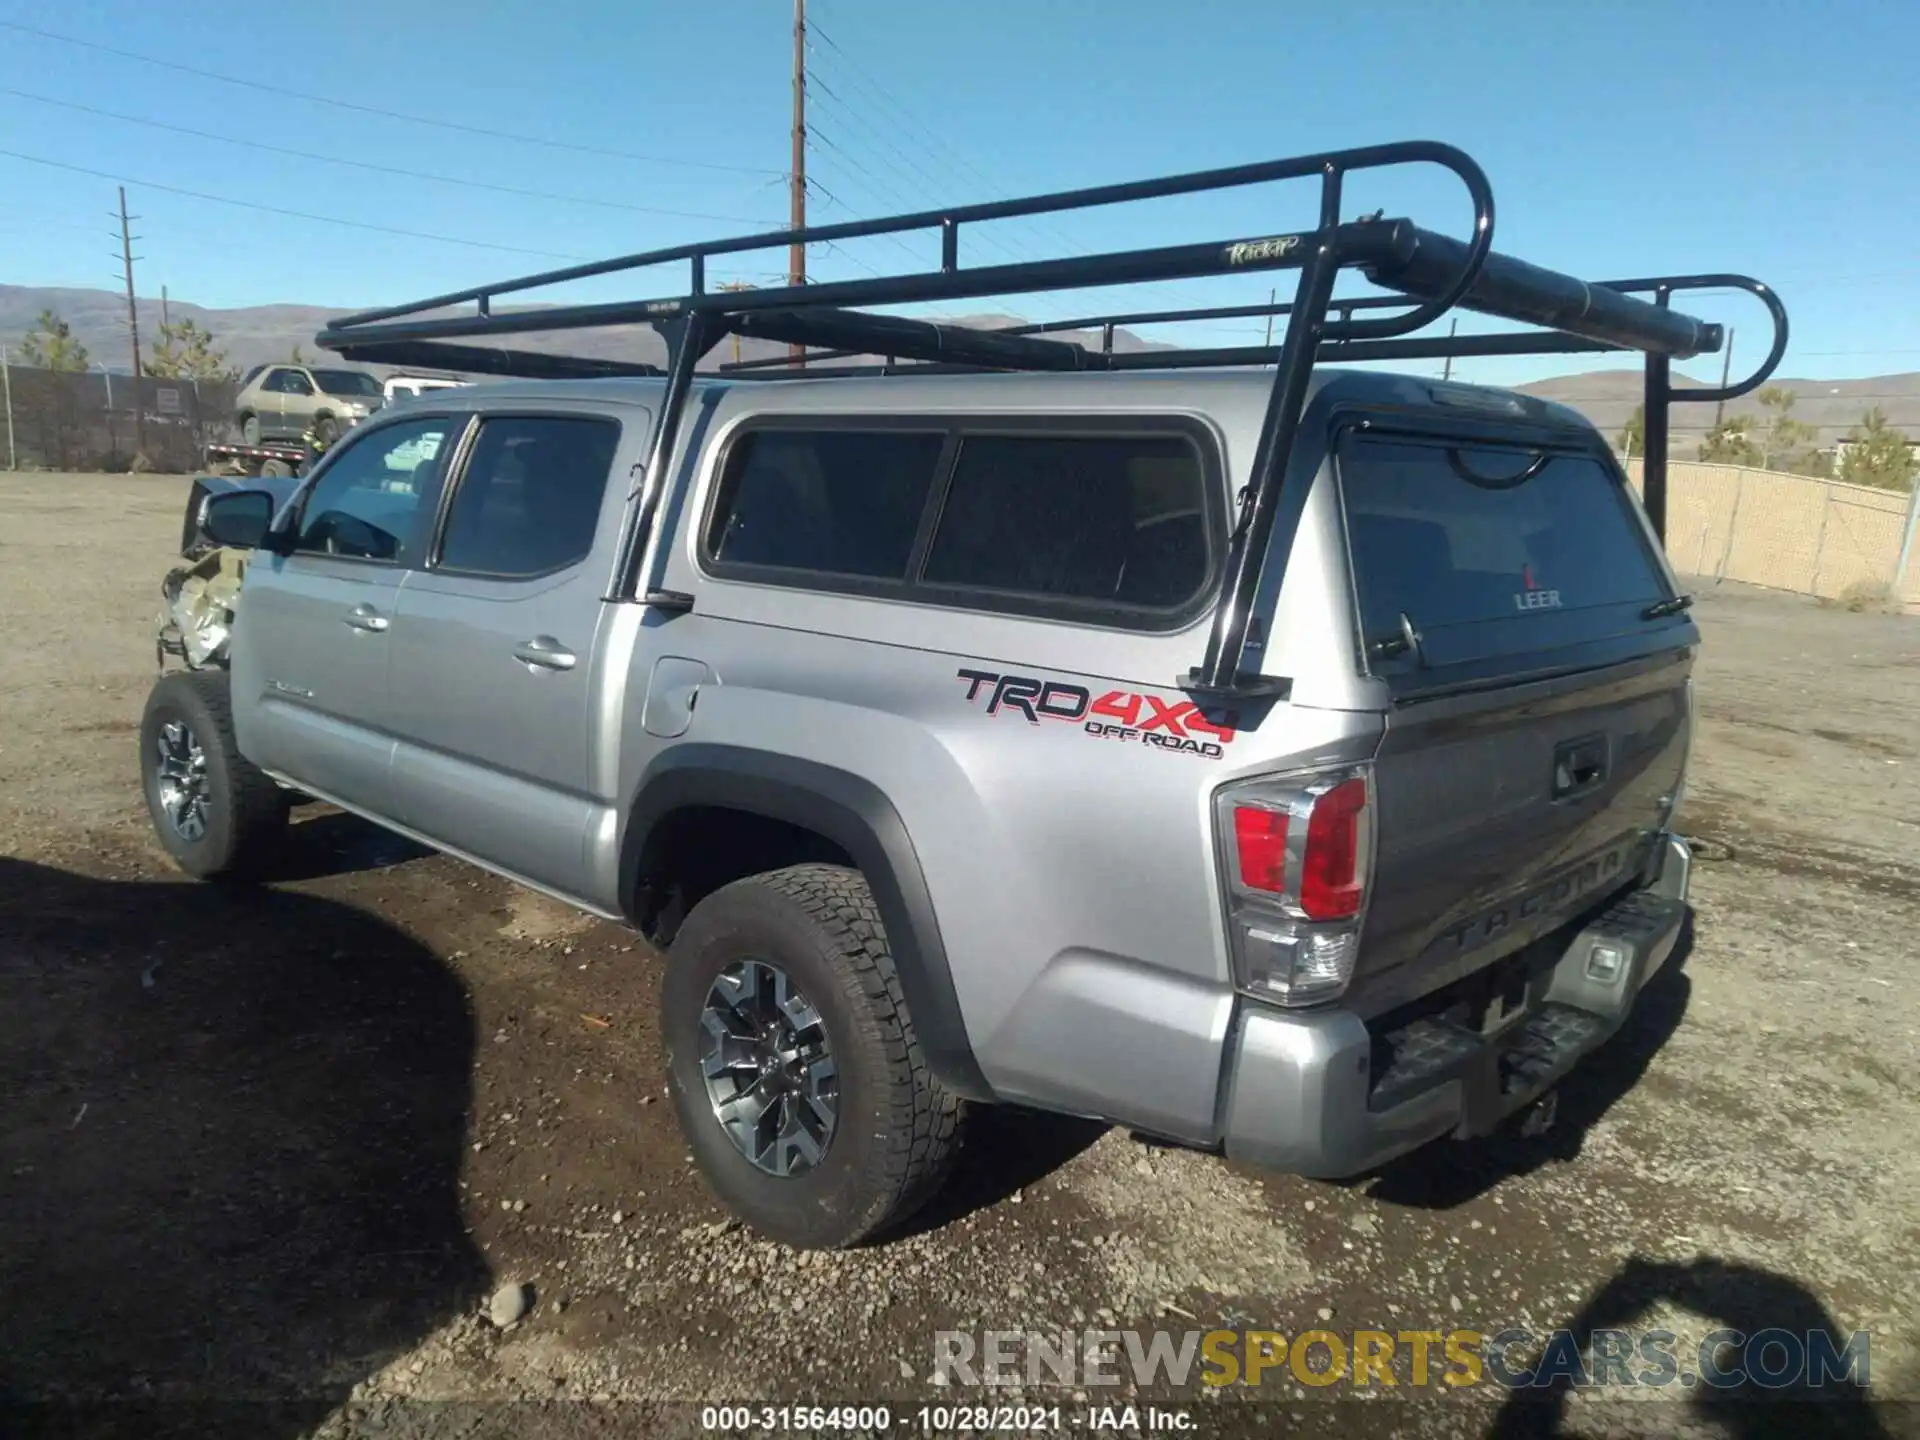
955 668 1238 759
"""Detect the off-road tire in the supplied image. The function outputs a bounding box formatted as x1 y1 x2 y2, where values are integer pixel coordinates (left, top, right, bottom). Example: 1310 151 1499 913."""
241 413 261 446
140 670 289 880
663 864 963 1249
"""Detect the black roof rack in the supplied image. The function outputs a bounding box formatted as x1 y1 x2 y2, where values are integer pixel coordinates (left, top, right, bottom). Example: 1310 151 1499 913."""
316 139 1787 699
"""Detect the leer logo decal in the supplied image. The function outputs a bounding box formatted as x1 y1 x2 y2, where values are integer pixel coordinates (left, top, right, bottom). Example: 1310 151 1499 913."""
956 668 1238 759
1514 561 1563 612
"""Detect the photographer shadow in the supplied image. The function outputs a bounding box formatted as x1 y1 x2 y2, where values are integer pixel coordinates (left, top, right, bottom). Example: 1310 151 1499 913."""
0 857 486 1438
1488 1255 1893 1439
1364 916 1695 1210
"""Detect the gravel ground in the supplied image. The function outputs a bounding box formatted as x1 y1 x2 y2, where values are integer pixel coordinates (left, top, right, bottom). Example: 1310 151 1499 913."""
1 473 1915 1440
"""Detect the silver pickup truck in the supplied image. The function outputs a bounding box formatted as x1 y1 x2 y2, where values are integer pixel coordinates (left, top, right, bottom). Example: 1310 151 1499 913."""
137 142 1784 1249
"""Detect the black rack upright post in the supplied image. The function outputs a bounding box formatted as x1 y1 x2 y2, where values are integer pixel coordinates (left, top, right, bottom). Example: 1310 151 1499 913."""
1190 172 1344 697
611 313 716 602
1641 284 1674 542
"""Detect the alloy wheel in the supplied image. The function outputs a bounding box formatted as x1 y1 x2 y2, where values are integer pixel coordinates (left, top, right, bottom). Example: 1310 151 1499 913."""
698 959 838 1177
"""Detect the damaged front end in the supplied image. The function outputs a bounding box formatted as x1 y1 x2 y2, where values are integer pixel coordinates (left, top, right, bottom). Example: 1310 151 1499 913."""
157 545 250 670
156 474 302 673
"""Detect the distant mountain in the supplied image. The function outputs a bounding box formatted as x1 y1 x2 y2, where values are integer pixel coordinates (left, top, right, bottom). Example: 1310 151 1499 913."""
1 285 354 378
1515 369 1920 449
4 285 1913 452
0 285 1170 381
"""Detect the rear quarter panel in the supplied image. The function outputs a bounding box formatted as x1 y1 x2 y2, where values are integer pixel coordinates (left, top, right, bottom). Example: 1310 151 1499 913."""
634 378 1383 1141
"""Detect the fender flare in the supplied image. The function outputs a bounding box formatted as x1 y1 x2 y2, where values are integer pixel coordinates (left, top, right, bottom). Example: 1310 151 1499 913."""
622 744 993 1101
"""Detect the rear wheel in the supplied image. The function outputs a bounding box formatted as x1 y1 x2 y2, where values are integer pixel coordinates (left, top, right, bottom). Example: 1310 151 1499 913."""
663 864 963 1249
241 413 261 446
140 671 289 880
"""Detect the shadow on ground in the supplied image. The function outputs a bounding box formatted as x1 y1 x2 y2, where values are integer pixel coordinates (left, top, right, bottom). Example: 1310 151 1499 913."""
1364 918 1695 1211
891 1105 1110 1242
1487 1255 1894 1439
0 857 487 1439
273 807 436 883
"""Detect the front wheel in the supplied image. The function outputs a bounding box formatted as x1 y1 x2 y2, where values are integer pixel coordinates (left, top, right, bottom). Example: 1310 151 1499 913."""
311 415 339 447
663 864 963 1249
241 413 261 446
140 671 289 880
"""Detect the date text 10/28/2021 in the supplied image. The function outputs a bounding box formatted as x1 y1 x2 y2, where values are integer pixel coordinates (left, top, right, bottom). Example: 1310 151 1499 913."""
701 1406 1193 1431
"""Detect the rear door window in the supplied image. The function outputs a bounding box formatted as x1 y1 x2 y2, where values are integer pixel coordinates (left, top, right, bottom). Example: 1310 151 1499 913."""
922 434 1211 612
705 429 946 579
1336 432 1669 669
437 415 621 577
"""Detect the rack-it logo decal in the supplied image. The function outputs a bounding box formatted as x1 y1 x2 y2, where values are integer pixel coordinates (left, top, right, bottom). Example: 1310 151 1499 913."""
1225 234 1302 267
1514 562 1563 612
956 669 1238 758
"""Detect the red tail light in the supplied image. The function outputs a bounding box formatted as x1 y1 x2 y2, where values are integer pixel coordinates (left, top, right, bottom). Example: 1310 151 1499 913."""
1300 776 1368 919
1223 771 1373 916
1232 806 1289 892
1216 765 1374 1007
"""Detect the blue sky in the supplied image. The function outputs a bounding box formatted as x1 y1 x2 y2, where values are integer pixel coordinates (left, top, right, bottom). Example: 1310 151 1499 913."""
1 0 1913 389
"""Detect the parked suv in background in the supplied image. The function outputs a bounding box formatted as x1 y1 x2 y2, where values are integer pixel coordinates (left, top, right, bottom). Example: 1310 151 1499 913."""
235 363 386 446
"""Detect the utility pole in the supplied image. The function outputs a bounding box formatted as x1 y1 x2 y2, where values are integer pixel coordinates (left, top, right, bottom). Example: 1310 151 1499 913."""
788 0 807 367
1262 287 1276 348
1711 326 1735 428
2 343 15 471
115 186 147 463
1440 318 1459 381
161 284 171 331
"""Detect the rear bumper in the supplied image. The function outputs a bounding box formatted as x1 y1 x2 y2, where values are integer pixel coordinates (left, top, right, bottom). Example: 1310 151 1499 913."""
1220 832 1690 1178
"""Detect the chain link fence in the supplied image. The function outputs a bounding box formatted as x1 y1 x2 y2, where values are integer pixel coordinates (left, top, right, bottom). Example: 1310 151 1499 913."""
0 361 239 473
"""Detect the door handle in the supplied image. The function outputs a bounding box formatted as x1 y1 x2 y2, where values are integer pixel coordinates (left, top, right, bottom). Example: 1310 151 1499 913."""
513 636 577 672
1551 736 1609 799
343 604 389 633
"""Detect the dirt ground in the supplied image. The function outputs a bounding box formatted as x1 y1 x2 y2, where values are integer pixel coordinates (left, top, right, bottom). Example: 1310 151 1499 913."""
2 472 1916 1440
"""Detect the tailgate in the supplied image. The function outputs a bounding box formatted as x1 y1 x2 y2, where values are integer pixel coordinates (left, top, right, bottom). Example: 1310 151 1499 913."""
1361 654 1689 996
1332 425 1694 1005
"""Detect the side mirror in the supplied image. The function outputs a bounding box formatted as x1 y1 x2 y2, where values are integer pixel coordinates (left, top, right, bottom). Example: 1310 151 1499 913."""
200 490 277 551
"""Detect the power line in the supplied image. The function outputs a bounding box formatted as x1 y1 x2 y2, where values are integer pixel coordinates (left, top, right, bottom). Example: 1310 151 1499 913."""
808 19 1008 201
822 240 885 279
807 12 1224 314
804 124 937 260
1 88 778 226
0 148 585 259
806 18 1108 261
0 18 783 179
807 88 1060 283
807 74 971 214
805 42 1061 269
